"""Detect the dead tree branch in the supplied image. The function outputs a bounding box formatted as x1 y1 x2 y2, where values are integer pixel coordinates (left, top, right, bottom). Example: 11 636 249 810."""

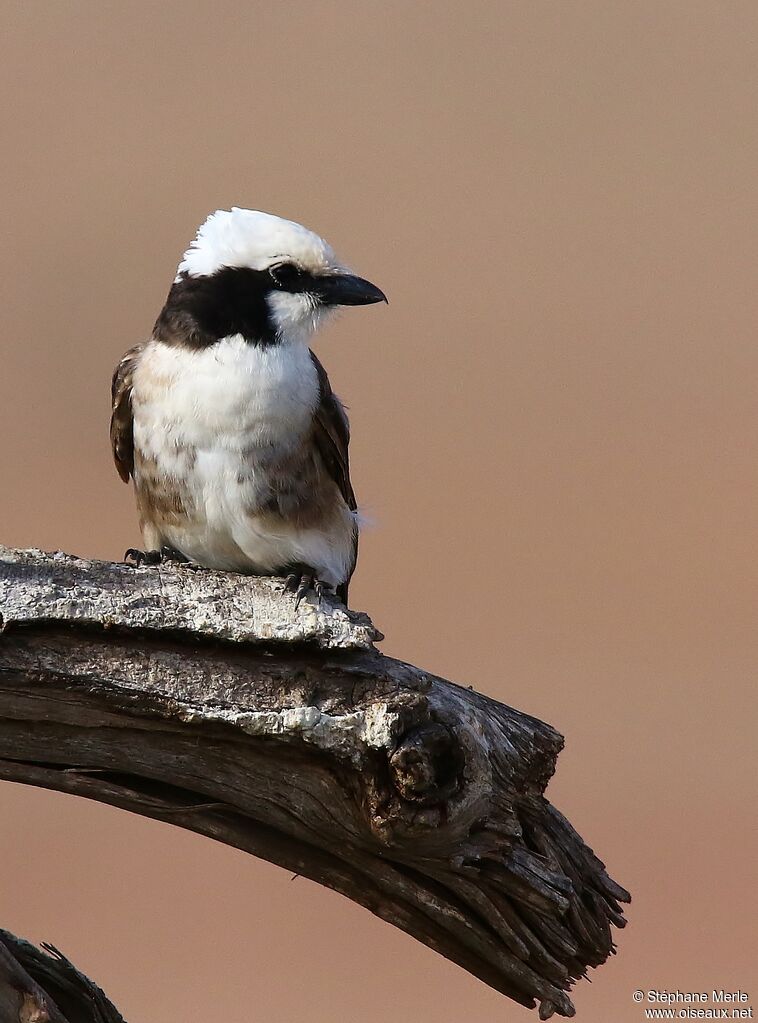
0 546 629 1020
0 929 124 1023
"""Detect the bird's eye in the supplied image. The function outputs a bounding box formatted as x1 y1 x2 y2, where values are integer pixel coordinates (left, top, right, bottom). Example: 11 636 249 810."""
269 263 305 289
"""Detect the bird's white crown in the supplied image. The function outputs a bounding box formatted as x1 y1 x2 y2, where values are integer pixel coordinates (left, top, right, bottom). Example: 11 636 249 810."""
177 208 337 279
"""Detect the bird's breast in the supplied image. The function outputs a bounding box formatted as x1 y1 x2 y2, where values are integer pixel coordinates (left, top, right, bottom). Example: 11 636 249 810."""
132 335 320 458
128 336 354 581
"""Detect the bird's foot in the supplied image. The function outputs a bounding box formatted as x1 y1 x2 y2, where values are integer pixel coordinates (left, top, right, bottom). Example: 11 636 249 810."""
283 566 332 609
124 547 162 567
124 545 200 569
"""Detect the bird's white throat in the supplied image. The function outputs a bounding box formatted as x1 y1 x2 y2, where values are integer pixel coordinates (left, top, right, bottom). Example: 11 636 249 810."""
133 335 320 458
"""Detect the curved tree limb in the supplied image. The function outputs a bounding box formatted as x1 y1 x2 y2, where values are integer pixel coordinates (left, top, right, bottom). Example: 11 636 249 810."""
0 546 629 1020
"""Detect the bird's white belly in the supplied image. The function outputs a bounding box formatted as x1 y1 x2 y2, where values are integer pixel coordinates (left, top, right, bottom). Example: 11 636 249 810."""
131 336 356 586
168 449 354 586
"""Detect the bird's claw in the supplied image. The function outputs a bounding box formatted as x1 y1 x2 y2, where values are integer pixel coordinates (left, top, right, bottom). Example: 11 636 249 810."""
124 547 162 567
124 545 200 569
284 570 329 609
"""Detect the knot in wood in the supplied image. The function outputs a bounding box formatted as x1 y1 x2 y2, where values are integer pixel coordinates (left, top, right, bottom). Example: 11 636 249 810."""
389 723 462 805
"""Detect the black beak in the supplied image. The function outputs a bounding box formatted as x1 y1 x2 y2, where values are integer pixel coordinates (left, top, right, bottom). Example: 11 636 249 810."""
316 273 387 307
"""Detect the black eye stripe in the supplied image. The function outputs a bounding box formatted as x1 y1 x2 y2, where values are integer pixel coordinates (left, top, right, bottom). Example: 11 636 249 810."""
269 262 308 289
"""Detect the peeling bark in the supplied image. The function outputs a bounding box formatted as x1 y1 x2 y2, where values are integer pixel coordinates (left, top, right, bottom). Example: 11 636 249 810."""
0 547 629 1019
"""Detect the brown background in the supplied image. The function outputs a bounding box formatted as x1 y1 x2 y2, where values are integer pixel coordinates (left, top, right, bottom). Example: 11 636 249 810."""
0 2 756 1020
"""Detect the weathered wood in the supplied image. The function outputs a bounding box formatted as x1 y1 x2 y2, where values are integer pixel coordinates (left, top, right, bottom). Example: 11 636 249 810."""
0 546 629 1019
0 930 124 1023
0 547 378 650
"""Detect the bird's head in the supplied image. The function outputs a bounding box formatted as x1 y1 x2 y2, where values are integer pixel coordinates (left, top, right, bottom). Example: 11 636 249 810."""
162 208 386 347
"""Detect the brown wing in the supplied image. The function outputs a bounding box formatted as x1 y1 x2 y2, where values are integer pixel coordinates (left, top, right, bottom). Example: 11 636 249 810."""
309 349 356 512
110 343 144 483
309 350 357 602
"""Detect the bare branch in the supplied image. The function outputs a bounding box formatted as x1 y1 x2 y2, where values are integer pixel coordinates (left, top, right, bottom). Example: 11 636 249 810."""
0 546 629 1019
0 929 124 1023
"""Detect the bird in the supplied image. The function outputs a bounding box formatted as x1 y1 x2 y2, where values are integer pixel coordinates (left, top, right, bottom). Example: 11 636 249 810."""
110 207 386 606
